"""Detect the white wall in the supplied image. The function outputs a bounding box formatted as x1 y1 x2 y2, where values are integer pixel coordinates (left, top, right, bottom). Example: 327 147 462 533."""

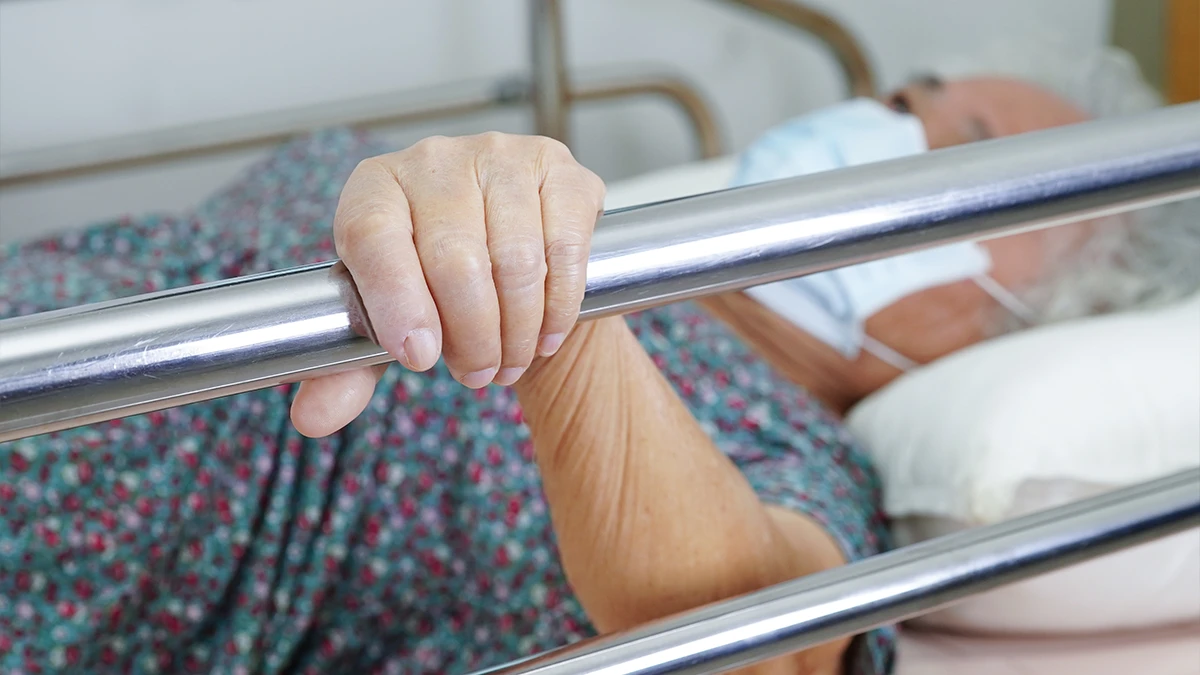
0 0 1112 244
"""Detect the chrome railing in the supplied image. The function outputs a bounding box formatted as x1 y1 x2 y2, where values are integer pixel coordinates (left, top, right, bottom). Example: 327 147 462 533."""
531 0 572 142
714 0 875 97
0 0 874 184
4 103 1198 440
0 70 722 186
527 0 877 143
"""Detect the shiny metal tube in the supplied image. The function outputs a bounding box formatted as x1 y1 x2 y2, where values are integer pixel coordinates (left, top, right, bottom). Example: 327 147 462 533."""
473 468 1200 675
0 71 721 187
571 71 724 160
0 77 521 186
530 0 571 142
712 0 876 96
0 0 870 184
2 103 1199 441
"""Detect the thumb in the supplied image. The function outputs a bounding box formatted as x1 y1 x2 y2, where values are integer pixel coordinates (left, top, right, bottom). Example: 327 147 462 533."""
290 365 388 437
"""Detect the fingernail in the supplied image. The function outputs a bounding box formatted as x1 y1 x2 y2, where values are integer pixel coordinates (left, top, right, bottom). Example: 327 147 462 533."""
403 329 439 371
537 333 566 357
493 367 526 386
460 366 498 389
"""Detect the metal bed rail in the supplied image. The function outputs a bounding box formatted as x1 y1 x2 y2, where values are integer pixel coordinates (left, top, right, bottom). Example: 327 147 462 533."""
528 0 876 142
531 0 572 143
3 102 1199 440
713 0 875 97
0 0 873 184
0 69 722 186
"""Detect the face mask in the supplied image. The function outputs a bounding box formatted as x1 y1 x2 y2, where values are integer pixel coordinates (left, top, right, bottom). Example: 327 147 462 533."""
731 98 1030 370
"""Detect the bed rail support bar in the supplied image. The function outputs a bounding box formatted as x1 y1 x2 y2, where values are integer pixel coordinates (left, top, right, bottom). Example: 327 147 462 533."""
530 0 571 142
713 0 875 97
474 467 1200 675
2 103 1199 443
1 0 875 184
0 70 723 186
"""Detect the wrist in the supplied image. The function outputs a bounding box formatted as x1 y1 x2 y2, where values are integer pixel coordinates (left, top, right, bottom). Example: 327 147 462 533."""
515 316 631 403
512 315 638 477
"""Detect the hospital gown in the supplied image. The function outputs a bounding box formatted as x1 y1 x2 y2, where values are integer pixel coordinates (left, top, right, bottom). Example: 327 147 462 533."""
0 129 895 674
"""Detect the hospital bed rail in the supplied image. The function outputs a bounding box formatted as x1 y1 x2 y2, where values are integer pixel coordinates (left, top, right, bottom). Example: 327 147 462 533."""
0 0 873 185
3 102 1198 442
1 102 1198 673
0 69 723 186
528 0 876 143
713 0 875 97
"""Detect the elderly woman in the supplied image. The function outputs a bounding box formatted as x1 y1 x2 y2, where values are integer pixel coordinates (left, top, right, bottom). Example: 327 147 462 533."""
709 74 1108 414
0 77 1104 675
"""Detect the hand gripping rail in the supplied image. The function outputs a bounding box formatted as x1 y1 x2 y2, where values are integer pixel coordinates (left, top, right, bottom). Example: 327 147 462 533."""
1 104 1198 674
3 102 1199 442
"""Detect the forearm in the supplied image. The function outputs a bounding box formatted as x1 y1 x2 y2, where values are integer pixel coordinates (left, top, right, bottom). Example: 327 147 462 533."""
514 317 826 632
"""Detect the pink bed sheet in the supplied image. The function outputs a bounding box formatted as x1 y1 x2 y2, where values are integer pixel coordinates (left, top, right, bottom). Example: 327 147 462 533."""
896 624 1200 675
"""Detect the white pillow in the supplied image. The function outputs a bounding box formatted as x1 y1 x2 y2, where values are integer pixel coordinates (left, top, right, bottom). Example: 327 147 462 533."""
604 156 1200 632
847 292 1200 634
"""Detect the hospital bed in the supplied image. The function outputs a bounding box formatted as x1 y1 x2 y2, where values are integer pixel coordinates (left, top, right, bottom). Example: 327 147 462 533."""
2 3 1199 674
3 103 1200 674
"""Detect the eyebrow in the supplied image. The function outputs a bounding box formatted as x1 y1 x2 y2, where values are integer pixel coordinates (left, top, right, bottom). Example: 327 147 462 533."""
910 73 945 91
887 91 912 113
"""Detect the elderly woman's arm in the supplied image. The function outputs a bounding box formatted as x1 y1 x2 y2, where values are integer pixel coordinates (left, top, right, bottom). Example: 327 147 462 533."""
291 133 852 674
517 315 851 675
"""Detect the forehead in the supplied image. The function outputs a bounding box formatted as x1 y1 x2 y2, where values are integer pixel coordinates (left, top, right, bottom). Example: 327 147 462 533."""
937 77 1089 134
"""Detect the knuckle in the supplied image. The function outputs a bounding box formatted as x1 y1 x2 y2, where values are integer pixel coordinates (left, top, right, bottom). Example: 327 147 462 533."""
544 285 582 315
424 235 492 284
543 303 579 326
334 208 393 257
584 168 607 207
542 166 604 223
535 135 574 164
405 135 453 163
543 236 589 316
501 338 538 367
491 237 548 290
475 130 511 152
350 156 386 178
545 235 590 273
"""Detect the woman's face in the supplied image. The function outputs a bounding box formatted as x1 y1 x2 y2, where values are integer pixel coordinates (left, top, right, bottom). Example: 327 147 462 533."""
826 75 1102 403
883 75 1089 149
880 74 1100 289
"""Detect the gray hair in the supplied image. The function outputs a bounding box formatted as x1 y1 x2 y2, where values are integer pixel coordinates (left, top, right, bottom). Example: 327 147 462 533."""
1018 201 1200 326
925 42 1200 326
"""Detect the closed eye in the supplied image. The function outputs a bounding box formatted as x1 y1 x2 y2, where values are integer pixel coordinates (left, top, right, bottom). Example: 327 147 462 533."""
888 92 911 114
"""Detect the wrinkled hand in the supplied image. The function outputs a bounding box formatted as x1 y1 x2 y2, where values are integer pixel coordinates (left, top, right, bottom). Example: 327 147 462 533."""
290 133 606 438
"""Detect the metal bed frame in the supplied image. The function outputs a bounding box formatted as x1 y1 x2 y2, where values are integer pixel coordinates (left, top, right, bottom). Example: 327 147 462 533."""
3 100 1199 675
0 0 873 185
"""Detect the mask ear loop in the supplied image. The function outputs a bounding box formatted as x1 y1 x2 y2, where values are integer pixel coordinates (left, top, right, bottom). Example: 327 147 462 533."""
861 274 1038 374
972 274 1039 325
862 334 920 372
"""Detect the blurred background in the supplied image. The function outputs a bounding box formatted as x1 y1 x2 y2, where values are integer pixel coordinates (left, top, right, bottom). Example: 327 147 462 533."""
0 0 1196 243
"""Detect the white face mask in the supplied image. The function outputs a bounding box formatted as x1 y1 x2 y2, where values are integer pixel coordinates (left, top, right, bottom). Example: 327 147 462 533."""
731 98 1031 370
